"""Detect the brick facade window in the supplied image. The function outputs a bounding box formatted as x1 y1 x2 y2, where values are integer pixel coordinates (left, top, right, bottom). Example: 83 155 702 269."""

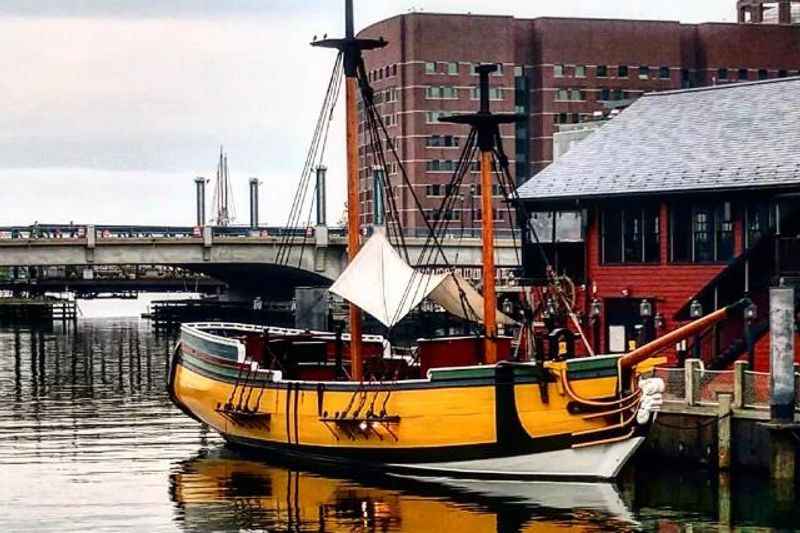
425 62 437 74
569 89 585 101
426 86 458 99
602 206 660 265
447 62 458 75
738 68 749 81
426 135 460 147
618 65 629 78
426 111 452 123
597 65 608 77
758 69 769 80
659 66 670 79
575 65 587 78
471 87 504 100
639 66 650 79
426 159 456 172
554 64 565 77
718 68 728 80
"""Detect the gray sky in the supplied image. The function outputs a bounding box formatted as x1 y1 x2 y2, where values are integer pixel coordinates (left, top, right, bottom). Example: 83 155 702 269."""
0 1 735 226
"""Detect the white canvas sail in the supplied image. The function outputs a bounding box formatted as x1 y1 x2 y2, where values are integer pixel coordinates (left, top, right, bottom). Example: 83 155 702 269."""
330 232 516 328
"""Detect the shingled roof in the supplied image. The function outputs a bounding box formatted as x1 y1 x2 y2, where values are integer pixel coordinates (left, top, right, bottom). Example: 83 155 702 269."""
517 77 800 202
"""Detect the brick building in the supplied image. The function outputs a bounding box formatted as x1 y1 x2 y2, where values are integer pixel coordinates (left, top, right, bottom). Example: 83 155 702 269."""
356 6 800 233
517 78 800 371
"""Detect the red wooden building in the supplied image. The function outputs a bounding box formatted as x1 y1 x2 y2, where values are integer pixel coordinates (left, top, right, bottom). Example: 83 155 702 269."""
517 77 800 371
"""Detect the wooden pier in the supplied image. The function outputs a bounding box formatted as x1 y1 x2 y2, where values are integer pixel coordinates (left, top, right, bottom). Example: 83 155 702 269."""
0 297 77 324
145 299 294 333
646 359 799 481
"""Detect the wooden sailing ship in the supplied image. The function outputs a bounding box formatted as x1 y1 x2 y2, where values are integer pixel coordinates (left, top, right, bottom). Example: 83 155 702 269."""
168 1 751 480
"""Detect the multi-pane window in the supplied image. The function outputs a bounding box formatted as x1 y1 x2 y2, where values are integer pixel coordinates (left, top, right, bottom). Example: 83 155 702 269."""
659 66 670 79
600 87 610 101
746 202 774 247
570 89 585 101
575 65 587 78
426 159 456 172
718 68 728 80
597 65 608 77
426 111 452 123
426 184 443 197
618 65 629 78
555 88 569 101
475 209 504 222
426 135 460 148
471 87 503 100
447 62 458 75
426 86 458 99
671 202 735 263
425 62 437 74
758 69 768 80
554 64 565 77
602 207 661 264
738 68 749 81
639 66 650 80
779 69 788 78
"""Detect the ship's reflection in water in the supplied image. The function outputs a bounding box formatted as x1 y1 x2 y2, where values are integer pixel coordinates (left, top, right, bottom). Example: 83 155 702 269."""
170 450 637 532
1 320 798 532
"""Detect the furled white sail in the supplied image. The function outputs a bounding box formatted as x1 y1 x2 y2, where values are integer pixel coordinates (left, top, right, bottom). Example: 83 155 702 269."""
330 231 516 328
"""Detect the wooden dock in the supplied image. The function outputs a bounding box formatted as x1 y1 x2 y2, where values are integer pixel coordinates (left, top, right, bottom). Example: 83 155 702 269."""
145 299 294 332
0 297 77 324
646 359 799 481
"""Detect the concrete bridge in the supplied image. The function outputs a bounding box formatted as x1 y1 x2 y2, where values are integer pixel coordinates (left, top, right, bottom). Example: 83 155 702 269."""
0 224 521 298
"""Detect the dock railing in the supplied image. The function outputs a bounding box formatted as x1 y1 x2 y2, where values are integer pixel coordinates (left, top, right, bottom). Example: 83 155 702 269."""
655 359 775 411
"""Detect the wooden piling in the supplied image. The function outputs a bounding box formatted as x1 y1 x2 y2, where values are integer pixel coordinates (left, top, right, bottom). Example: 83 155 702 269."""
717 393 733 470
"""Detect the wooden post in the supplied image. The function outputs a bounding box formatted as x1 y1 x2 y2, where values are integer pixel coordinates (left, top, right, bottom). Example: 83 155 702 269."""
717 393 733 470
480 149 497 365
734 360 748 409
345 76 364 382
685 358 700 406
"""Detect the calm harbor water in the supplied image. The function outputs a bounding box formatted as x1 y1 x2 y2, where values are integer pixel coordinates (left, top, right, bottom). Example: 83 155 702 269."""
1 319 798 532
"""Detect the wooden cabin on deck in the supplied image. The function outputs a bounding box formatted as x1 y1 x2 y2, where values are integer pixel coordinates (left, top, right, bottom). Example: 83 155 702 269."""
517 77 800 371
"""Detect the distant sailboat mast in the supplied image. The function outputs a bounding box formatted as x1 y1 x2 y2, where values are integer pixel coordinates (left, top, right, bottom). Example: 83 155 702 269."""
212 146 236 227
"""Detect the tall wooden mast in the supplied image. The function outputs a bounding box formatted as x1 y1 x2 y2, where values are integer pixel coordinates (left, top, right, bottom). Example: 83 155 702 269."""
441 65 518 365
313 0 387 381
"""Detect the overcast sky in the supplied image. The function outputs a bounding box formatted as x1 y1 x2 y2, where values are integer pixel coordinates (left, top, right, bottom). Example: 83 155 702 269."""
0 0 735 227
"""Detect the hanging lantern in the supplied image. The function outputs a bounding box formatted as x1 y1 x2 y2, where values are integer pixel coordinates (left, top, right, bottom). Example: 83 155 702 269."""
639 299 653 318
590 298 602 319
690 300 704 319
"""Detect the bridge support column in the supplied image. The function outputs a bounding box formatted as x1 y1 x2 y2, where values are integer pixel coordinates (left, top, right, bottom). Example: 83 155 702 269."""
249 178 260 230
314 226 328 273
295 287 329 332
203 226 213 262
85 225 95 264
194 177 206 227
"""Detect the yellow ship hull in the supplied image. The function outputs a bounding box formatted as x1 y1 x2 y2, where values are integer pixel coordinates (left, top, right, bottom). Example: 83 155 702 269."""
169 323 663 479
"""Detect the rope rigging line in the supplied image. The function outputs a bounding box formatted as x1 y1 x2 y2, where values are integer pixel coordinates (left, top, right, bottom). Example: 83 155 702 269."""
357 69 409 259
351 60 483 334
388 127 483 332
277 52 344 266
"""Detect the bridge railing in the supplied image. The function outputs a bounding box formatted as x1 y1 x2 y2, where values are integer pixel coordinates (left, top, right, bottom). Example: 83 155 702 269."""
0 224 519 242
